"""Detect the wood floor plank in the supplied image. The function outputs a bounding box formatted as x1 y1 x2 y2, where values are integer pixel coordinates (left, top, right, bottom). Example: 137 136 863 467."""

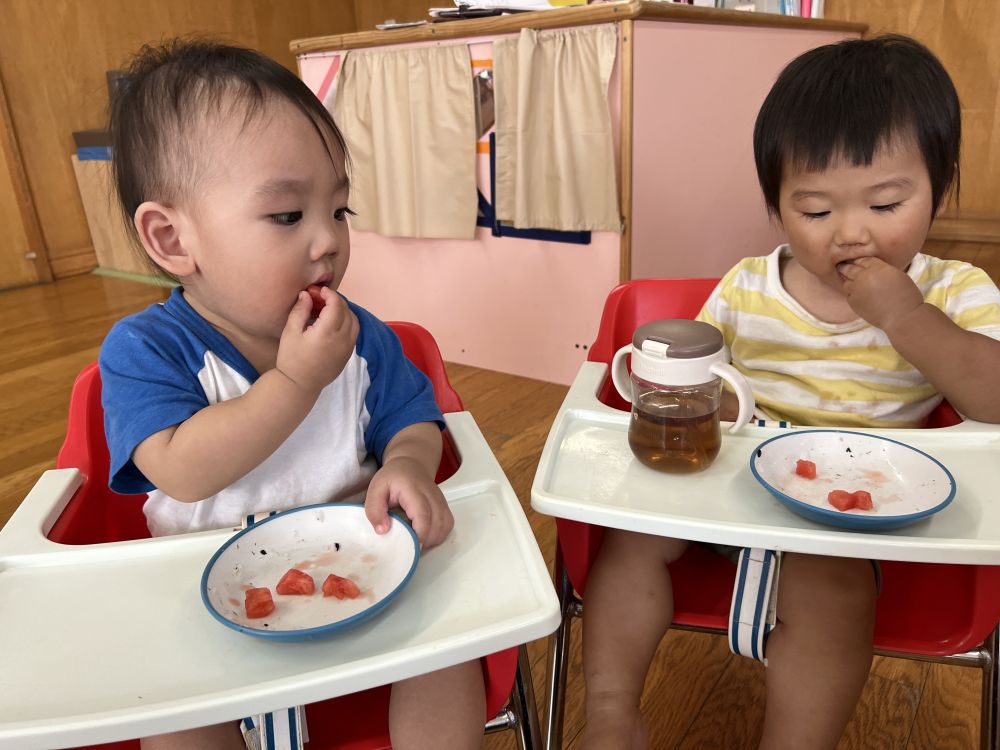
677 654 766 750
839 672 921 750
557 617 589 750
870 654 929 693
640 631 736 749
0 275 167 526
906 663 981 750
677 659 923 750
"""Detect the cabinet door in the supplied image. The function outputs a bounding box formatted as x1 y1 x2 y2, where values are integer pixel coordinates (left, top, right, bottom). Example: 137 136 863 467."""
0 74 50 290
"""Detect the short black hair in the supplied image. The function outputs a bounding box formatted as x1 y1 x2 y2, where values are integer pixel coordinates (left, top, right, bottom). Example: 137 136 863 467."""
108 38 349 273
753 34 961 219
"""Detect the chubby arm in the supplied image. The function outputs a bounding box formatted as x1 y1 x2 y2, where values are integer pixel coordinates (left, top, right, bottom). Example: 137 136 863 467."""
839 257 1000 423
364 421 453 548
133 288 358 500
883 306 1000 422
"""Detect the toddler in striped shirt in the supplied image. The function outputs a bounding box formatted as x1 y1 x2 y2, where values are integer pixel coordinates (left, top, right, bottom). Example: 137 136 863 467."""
581 35 1000 750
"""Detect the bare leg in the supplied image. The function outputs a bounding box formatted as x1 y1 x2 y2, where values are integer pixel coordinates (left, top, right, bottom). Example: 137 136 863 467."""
389 660 485 750
140 722 244 750
580 529 689 750
760 553 876 750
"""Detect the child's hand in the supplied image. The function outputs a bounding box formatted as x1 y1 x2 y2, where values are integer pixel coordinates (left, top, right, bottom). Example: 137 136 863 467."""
719 390 740 422
838 256 924 333
364 456 454 549
276 287 359 394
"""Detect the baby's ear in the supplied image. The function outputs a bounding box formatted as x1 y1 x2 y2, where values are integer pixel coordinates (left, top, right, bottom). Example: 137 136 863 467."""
134 201 195 277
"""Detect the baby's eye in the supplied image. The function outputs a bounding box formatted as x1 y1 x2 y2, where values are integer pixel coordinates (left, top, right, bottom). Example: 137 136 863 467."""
872 203 901 213
801 211 829 220
334 206 357 222
269 211 303 226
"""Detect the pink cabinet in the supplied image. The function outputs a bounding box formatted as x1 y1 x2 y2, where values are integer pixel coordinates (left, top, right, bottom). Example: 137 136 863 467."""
294 4 863 383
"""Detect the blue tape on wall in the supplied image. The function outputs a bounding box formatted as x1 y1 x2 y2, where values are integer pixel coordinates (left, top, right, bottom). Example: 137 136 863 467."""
77 146 112 161
478 134 591 245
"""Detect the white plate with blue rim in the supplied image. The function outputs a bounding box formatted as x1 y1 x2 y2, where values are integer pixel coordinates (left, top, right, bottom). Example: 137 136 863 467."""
749 430 956 531
201 502 419 641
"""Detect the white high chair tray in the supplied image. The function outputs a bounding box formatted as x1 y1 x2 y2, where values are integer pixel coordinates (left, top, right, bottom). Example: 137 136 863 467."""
0 412 561 750
532 362 1000 565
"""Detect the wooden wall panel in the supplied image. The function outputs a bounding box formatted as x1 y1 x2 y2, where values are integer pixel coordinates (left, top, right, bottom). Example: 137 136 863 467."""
0 0 356 281
825 0 1000 218
251 0 356 70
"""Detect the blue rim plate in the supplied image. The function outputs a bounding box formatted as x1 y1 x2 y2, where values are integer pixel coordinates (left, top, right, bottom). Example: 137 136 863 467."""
201 502 419 641
749 430 956 531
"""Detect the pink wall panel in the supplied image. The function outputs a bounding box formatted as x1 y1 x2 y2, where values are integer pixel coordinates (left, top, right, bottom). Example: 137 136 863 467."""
298 53 338 96
629 21 858 280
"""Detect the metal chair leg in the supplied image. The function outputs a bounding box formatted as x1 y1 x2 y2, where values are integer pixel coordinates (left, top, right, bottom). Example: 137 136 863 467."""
503 643 543 750
544 548 578 750
982 624 999 750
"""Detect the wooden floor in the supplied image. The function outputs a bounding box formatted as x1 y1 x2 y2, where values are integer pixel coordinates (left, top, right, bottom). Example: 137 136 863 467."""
2 241 995 750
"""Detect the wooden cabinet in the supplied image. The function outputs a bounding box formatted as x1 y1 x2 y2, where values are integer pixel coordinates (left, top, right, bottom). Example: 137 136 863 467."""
293 2 865 384
71 157 152 278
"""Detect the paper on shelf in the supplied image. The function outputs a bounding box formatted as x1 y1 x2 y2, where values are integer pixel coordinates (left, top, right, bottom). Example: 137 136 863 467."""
447 0 578 9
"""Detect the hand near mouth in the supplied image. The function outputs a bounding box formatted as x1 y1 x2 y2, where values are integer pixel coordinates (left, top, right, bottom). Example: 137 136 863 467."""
276 286 359 395
838 256 923 333
835 258 858 281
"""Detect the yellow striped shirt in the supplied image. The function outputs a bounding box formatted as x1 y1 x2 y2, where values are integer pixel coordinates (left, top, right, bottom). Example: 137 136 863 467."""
696 245 1000 427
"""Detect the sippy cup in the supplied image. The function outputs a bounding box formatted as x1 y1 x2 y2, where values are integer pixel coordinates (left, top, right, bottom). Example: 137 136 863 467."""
611 319 755 474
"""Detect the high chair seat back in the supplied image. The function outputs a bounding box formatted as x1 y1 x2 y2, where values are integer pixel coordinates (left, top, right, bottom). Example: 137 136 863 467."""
545 278 1000 750
50 321 534 750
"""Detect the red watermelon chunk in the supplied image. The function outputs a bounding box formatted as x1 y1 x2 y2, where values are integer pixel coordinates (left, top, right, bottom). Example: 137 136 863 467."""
852 490 873 511
827 489 875 512
795 459 817 479
245 587 275 619
322 573 361 600
306 285 325 319
276 568 315 596
827 490 855 511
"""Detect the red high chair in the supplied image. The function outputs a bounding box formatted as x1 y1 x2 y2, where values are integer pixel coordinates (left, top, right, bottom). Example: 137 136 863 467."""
50 322 541 750
543 278 1000 750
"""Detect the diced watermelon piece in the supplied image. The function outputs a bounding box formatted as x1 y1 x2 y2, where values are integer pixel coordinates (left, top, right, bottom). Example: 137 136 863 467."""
245 587 275 618
322 573 361 600
306 285 325 318
276 568 315 596
827 490 855 511
852 490 873 511
827 489 875 512
795 459 817 480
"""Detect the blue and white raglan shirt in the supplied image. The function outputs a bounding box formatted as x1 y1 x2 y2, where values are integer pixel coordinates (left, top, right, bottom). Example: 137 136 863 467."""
99 288 444 537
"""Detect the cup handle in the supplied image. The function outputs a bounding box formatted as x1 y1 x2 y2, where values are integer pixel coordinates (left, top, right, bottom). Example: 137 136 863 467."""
710 362 755 433
610 344 634 403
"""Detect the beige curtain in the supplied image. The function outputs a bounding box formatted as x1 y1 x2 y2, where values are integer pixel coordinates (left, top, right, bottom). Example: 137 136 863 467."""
493 25 620 233
332 44 478 239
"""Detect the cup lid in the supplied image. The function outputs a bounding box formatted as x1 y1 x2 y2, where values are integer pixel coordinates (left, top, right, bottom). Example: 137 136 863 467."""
632 319 723 359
